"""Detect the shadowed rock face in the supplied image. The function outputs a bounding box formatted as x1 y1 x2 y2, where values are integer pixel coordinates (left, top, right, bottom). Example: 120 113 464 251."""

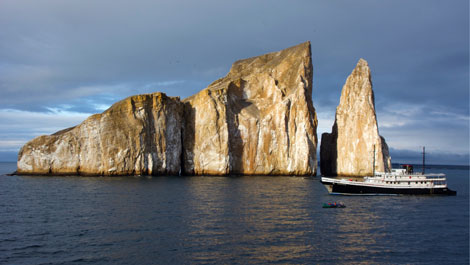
183 42 318 175
320 59 391 176
17 93 183 175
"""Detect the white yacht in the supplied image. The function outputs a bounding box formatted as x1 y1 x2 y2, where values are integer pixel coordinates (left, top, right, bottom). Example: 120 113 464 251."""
321 147 457 195
321 165 456 195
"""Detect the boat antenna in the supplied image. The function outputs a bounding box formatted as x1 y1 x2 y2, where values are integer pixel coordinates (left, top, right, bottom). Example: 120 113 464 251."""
422 146 425 174
373 144 376 176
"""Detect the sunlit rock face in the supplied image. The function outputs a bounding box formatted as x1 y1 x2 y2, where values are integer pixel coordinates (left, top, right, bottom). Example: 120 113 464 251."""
17 42 318 176
17 93 183 175
182 42 318 175
320 59 391 176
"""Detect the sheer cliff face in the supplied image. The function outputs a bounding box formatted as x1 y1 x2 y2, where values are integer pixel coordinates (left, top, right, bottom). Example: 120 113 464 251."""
17 93 183 175
320 59 391 176
183 42 318 175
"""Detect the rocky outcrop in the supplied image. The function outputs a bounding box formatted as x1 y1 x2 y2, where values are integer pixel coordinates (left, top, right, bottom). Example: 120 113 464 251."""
320 59 391 176
17 93 183 175
17 42 318 176
183 42 318 175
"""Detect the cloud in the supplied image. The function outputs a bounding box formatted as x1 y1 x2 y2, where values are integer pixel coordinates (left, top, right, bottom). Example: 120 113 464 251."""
389 148 469 166
0 140 27 151
0 108 91 152
377 102 469 154
0 0 468 163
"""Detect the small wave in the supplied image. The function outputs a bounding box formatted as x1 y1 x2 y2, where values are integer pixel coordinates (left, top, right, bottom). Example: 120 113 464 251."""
69 257 109 263
11 244 43 251
0 238 16 243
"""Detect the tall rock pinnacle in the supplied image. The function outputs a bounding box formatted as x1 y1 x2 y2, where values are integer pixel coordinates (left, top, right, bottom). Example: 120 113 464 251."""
320 59 391 176
183 42 318 175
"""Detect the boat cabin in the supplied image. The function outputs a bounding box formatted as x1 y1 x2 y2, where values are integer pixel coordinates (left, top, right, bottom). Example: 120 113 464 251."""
369 170 447 188
402 164 413 174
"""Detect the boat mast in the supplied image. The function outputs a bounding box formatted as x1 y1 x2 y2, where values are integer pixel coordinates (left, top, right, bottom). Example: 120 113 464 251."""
422 146 425 174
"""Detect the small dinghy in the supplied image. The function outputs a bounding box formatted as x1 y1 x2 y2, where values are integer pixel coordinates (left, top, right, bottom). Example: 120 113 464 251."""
322 202 345 208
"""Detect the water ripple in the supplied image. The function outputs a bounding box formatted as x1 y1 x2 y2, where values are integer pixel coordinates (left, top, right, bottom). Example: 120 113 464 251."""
0 169 468 264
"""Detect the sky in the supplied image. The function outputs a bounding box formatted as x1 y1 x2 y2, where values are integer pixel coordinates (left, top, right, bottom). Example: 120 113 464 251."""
0 0 468 165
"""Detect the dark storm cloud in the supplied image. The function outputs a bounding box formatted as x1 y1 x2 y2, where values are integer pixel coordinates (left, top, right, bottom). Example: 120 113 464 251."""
0 0 468 163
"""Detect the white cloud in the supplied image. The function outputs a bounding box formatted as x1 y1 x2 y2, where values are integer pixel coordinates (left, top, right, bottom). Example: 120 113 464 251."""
429 110 470 122
377 102 469 155
0 140 29 151
154 80 186 87
0 109 91 151
316 110 335 139
92 104 112 112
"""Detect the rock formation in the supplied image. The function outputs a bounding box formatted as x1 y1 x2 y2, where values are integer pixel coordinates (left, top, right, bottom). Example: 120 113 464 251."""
183 41 318 175
320 59 391 176
17 93 183 175
17 42 318 176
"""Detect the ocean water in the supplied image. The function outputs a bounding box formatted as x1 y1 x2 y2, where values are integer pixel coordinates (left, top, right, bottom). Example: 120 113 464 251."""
0 162 468 264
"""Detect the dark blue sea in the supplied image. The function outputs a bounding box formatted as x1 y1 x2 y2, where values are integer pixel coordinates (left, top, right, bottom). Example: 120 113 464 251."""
0 162 468 264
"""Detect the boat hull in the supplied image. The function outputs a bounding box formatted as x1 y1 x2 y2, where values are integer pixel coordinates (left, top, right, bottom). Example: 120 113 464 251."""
322 182 457 196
